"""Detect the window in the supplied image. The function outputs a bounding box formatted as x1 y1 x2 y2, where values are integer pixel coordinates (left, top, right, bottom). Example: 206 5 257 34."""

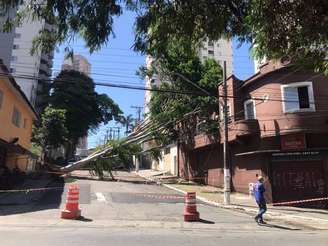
208 40 214 47
13 44 19 49
281 82 315 113
0 90 3 109
203 56 208 60
12 106 22 127
0 9 6 16
11 56 17 62
14 33 21 38
164 148 170 155
10 68 15 73
208 50 214 55
23 119 28 129
244 99 256 119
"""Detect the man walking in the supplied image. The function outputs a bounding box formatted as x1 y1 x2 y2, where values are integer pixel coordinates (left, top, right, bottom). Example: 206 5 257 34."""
253 175 267 224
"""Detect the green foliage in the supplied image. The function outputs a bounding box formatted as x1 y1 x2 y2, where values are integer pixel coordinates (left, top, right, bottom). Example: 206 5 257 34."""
146 39 222 145
90 140 142 179
133 0 328 74
50 70 123 145
1 1 327 73
32 106 68 149
30 143 42 157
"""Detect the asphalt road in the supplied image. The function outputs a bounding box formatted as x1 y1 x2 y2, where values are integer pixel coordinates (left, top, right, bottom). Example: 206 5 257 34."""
0 174 327 245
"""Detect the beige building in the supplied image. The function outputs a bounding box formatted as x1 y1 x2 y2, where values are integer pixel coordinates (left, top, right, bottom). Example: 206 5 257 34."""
62 54 91 76
198 39 233 77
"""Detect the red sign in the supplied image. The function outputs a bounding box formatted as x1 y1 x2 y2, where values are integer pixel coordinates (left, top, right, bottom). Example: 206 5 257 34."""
281 134 306 151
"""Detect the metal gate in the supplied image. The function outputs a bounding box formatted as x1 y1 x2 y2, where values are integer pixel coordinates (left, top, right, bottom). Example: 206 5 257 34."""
271 160 327 205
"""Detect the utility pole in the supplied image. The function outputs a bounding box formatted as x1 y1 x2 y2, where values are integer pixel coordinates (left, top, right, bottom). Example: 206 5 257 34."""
109 128 113 141
104 129 109 144
131 106 143 124
223 60 231 205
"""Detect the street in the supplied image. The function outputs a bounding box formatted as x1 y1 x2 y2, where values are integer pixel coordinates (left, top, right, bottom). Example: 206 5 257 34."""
0 173 327 246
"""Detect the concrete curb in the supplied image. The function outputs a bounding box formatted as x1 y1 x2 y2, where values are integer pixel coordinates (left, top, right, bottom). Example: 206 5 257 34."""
162 183 328 230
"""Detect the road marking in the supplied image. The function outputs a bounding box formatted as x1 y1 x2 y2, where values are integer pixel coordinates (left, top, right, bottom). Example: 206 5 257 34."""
96 192 107 202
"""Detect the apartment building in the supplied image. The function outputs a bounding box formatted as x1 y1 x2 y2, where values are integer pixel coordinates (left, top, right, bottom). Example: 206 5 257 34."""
0 6 54 113
198 39 233 77
62 54 91 76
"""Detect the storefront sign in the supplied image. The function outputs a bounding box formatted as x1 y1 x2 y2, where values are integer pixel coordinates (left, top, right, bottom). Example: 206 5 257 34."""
281 134 306 151
272 151 321 161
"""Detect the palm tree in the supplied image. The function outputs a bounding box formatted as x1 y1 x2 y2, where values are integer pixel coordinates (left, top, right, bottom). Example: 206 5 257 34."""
120 114 135 135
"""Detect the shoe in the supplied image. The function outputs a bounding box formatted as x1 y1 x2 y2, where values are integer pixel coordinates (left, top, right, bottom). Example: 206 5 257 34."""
254 216 259 223
258 220 267 224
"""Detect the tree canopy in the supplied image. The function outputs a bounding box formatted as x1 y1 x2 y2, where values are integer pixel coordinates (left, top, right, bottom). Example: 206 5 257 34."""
1 1 327 73
133 1 328 74
32 106 68 150
145 39 222 145
50 70 123 158
89 139 141 180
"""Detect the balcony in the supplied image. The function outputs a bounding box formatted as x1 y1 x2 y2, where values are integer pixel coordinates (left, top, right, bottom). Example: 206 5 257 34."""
234 119 260 137
193 133 219 149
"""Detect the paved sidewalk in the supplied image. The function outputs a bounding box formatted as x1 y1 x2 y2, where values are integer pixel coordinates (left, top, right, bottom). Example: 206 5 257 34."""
137 169 328 230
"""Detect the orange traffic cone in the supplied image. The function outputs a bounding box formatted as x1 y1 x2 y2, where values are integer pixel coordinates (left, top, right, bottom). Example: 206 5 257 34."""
184 192 199 222
61 184 81 219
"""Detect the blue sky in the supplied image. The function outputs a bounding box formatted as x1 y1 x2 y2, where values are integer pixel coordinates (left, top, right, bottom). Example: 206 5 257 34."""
52 11 254 148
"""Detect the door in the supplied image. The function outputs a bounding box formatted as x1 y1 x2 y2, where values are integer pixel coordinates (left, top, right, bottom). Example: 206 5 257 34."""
271 161 326 205
0 147 6 167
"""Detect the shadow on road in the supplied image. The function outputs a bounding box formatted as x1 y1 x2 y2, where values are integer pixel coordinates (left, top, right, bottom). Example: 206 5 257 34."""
0 176 65 216
199 218 215 224
258 223 301 231
75 216 93 222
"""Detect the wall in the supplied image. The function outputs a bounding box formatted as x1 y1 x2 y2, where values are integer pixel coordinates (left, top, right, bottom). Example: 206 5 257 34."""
0 76 35 151
241 70 328 138
170 146 178 176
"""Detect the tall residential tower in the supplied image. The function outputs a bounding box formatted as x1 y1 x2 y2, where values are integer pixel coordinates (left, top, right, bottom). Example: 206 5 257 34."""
0 6 54 112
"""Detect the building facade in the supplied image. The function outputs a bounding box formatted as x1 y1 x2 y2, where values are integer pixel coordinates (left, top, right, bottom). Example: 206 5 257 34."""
0 61 37 173
179 60 328 206
0 6 54 112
